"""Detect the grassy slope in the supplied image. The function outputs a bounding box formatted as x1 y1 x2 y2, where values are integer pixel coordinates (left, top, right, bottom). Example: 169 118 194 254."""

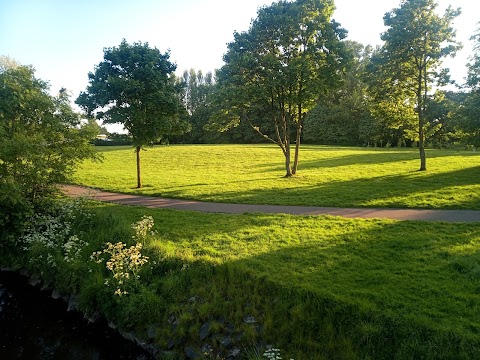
74 203 480 359
73 145 480 210
67 145 480 358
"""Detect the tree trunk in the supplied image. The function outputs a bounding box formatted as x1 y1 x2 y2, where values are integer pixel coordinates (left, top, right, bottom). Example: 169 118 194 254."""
292 104 303 175
417 65 427 171
136 146 142 188
285 142 292 177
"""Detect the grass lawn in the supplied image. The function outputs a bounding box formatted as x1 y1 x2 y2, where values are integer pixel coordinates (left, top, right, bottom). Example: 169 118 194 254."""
61 144 480 358
73 203 480 359
73 144 480 210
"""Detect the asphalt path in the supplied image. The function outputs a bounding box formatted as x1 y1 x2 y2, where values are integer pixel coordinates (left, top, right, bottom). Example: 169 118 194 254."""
61 185 480 223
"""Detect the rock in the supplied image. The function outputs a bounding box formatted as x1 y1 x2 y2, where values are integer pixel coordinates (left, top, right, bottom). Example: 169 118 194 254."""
108 321 117 330
40 283 52 292
199 321 211 341
51 289 61 299
184 346 200 359
67 295 79 311
201 343 213 355
220 336 232 348
167 339 175 349
228 348 241 358
120 331 135 343
171 319 179 331
29 275 41 286
243 315 257 324
84 312 100 323
147 325 156 340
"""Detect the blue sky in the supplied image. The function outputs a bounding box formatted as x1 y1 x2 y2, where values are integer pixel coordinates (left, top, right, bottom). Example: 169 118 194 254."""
1 0 478 100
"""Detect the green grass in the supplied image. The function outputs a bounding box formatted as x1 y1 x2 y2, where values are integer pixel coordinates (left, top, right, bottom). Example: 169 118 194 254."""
73 144 480 209
60 203 480 359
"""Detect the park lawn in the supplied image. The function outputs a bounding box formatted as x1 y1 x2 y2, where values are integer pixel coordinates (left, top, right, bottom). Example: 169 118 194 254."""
69 203 480 359
73 144 480 210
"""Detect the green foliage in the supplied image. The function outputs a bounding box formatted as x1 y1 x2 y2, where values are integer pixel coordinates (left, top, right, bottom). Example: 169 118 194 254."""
460 24 480 146
0 65 97 246
373 0 462 170
304 41 374 146
74 145 480 210
172 69 219 144
211 0 348 175
76 39 189 187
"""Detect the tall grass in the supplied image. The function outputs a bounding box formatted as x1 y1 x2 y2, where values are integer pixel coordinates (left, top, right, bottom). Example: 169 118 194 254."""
73 145 480 209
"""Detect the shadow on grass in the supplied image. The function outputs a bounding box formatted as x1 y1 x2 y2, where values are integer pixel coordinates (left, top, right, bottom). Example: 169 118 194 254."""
219 220 480 358
161 165 480 210
251 148 480 172
85 202 480 358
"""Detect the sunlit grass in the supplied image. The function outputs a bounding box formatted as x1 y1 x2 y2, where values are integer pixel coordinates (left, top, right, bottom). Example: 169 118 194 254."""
78 203 480 359
74 144 480 209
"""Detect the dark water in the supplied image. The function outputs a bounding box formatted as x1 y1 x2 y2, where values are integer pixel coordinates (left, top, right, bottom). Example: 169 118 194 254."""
0 271 153 360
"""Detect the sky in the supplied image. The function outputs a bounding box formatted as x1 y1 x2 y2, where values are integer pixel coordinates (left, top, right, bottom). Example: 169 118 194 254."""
1 0 479 101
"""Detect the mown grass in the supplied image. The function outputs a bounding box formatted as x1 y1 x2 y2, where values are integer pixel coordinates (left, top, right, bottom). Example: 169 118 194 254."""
73 144 480 209
41 202 479 359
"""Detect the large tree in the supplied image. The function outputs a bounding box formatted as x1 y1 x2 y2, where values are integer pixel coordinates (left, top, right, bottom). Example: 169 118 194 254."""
77 40 187 188
377 0 461 170
210 0 347 176
0 64 97 243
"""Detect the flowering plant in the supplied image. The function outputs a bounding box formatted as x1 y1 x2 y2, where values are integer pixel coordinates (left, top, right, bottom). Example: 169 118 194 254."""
92 241 149 296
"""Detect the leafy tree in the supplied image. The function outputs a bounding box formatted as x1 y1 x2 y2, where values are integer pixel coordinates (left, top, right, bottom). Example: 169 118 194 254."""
77 40 188 188
424 90 466 147
377 0 461 169
304 41 374 146
175 69 218 143
0 55 20 72
0 65 97 244
210 0 347 176
461 24 480 146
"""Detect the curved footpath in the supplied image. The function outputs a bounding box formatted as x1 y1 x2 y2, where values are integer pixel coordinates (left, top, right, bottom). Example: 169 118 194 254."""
61 185 480 223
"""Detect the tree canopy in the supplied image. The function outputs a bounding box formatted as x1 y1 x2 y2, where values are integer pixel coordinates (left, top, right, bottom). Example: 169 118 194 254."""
0 65 97 243
374 0 461 170
210 0 347 176
76 40 188 188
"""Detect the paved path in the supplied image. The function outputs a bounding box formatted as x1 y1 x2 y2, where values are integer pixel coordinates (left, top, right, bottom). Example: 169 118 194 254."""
61 185 480 223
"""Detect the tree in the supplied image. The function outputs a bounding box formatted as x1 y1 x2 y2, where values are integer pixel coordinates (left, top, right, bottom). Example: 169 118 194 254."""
304 41 374 146
175 69 217 143
210 0 347 176
0 65 97 243
461 24 480 146
76 40 187 188
378 0 461 170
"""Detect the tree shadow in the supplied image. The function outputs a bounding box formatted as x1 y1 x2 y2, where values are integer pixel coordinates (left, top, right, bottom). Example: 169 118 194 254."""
218 220 480 357
160 165 480 210
251 148 480 172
